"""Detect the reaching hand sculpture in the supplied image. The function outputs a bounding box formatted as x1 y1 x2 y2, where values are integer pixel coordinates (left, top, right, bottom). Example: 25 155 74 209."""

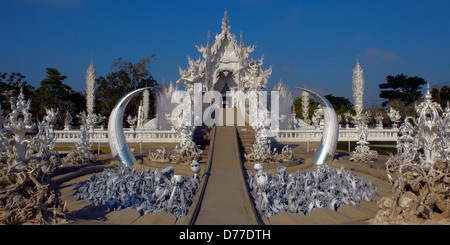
247 163 377 218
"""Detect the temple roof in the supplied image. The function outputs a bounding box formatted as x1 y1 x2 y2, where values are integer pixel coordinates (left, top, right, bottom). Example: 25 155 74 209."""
178 11 271 92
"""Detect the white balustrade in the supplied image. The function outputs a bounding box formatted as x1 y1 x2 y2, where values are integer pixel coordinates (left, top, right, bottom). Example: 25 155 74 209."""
55 127 398 144
54 129 180 143
273 128 398 142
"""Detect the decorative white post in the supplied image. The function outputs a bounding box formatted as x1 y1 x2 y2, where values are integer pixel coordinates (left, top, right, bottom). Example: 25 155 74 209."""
301 90 310 124
352 57 365 122
86 58 96 116
143 88 150 121
85 58 100 130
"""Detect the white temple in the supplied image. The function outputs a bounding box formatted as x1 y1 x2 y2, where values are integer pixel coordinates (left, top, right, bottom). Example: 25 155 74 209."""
54 11 401 144
177 11 272 96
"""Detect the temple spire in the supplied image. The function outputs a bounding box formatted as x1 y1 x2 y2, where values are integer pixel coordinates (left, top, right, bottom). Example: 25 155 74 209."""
207 31 211 50
352 56 365 120
85 58 96 116
221 10 230 31
240 31 243 46
425 83 432 101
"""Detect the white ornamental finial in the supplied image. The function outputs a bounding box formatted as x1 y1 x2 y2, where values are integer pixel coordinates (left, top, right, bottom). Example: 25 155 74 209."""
425 83 432 101
352 56 365 120
85 58 96 116
222 10 230 31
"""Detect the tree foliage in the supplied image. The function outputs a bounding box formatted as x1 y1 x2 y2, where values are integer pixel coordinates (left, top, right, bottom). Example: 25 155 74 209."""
431 85 450 109
0 72 35 112
95 55 159 120
31 68 85 128
324 94 353 114
379 73 427 107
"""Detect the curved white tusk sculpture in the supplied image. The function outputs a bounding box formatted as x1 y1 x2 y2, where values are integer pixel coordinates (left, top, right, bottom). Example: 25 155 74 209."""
296 87 339 165
108 87 149 167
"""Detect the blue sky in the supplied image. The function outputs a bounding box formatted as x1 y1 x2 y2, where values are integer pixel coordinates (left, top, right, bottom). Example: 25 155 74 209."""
1 0 450 108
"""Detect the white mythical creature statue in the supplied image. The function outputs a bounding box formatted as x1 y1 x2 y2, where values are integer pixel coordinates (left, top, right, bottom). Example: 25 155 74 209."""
373 85 450 224
64 111 73 130
350 111 378 162
3 90 36 160
156 97 202 165
375 112 384 129
0 90 68 224
63 113 97 165
387 107 402 128
301 90 311 124
178 56 204 85
245 100 294 163
29 108 59 160
242 58 272 92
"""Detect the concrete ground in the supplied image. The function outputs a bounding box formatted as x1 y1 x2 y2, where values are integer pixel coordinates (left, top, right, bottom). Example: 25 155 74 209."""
56 138 393 225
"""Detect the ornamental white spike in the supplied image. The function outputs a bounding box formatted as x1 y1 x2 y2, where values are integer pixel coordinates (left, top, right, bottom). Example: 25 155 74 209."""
296 87 339 165
85 58 96 116
108 87 150 167
352 57 365 119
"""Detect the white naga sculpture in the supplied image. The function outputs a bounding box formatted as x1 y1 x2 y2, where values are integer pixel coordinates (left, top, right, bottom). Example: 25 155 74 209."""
373 85 450 223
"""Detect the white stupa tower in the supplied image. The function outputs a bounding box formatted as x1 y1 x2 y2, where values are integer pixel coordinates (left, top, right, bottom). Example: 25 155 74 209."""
85 58 96 116
352 56 365 119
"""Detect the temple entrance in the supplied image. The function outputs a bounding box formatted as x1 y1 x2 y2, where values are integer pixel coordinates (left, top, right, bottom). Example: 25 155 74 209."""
213 70 239 126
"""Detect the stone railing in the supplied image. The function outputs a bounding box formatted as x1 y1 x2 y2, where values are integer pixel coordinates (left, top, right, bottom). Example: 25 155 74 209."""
274 128 399 142
54 128 180 143
55 127 398 144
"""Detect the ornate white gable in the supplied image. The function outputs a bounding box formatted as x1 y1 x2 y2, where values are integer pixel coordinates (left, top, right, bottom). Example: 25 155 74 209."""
177 11 272 93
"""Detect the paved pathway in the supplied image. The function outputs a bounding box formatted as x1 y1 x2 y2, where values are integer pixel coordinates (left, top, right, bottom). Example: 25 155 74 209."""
194 126 259 225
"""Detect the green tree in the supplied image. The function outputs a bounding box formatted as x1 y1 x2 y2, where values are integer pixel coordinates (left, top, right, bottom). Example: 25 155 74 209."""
0 72 35 112
32 68 85 128
95 55 159 120
324 94 353 113
431 85 450 109
379 73 427 107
